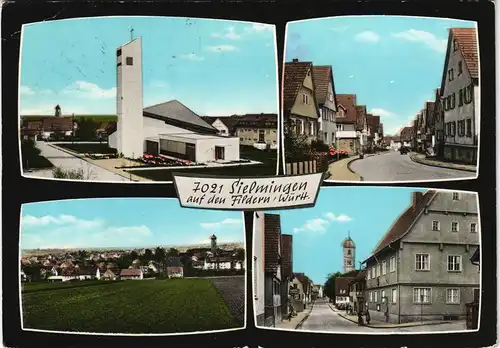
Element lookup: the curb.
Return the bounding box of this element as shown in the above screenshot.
[409,153,476,173]
[346,156,364,181]
[295,303,315,330]
[337,313,453,329]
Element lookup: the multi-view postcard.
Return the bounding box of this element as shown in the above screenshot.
[282,16,479,183]
[254,187,481,334]
[19,16,279,182]
[20,198,246,334]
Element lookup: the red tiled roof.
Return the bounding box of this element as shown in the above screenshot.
[342,237,355,248]
[335,94,357,124]
[280,234,293,278]
[234,113,277,129]
[311,65,334,105]
[367,190,437,260]
[451,28,479,80]
[41,117,73,131]
[283,60,314,112]
[264,213,281,274]
[400,126,413,141]
[355,105,367,131]
[335,276,355,296]
[120,268,142,276]
[366,114,380,132]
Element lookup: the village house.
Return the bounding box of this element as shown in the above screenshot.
[120,268,144,280]
[441,28,479,165]
[312,65,338,145]
[423,101,436,149]
[253,211,265,326]
[355,105,370,152]
[280,233,293,320]
[335,94,360,155]
[234,113,278,149]
[263,212,283,327]
[283,59,320,142]
[295,273,313,307]
[202,116,241,137]
[349,270,367,314]
[166,257,184,278]
[363,190,480,324]
[335,276,353,307]
[400,126,414,148]
[290,273,307,312]
[385,136,402,151]
[366,114,382,149]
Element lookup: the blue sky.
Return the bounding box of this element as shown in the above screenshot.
[285,16,477,135]
[20,17,277,116]
[20,198,244,249]
[270,187,426,284]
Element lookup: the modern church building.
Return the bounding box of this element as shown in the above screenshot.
[108,36,240,163]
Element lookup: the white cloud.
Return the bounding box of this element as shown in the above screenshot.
[61,81,116,99]
[348,75,355,79]
[391,30,447,53]
[206,45,239,52]
[330,26,348,32]
[21,214,102,228]
[244,23,273,33]
[211,26,241,40]
[200,218,243,230]
[149,80,169,88]
[293,218,329,234]
[20,85,35,95]
[39,89,54,95]
[370,108,395,118]
[180,53,205,61]
[324,213,352,223]
[355,31,380,43]
[390,80,395,84]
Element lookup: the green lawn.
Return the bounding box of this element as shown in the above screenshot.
[129,146,277,181]
[22,279,238,333]
[57,143,117,154]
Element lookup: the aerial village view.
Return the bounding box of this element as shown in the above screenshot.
[254,187,480,333]
[19,16,279,182]
[282,16,479,182]
[20,198,245,334]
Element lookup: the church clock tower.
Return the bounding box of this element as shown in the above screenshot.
[342,231,355,273]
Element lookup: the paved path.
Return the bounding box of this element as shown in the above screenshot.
[349,151,473,182]
[299,301,467,333]
[24,142,130,182]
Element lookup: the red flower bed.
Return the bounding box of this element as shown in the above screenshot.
[327,146,349,159]
[140,154,193,167]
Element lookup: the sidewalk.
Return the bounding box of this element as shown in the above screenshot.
[409,152,477,173]
[275,304,314,330]
[336,311,452,329]
[326,156,362,181]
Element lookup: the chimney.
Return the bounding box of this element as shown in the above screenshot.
[292,58,299,62]
[412,192,424,209]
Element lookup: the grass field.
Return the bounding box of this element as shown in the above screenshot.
[57,143,117,154]
[22,279,240,333]
[129,146,278,181]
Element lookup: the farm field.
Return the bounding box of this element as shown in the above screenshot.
[22,279,241,333]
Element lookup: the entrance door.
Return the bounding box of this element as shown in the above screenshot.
[258,130,265,143]
[186,143,196,162]
[215,146,225,160]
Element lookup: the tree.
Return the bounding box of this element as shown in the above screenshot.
[324,271,343,302]
[166,248,179,257]
[143,249,153,261]
[284,132,312,162]
[130,251,139,260]
[75,118,100,141]
[154,247,166,262]
[23,264,43,282]
[234,248,245,261]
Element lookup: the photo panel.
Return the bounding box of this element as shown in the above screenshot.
[19,16,280,183]
[19,198,246,335]
[253,187,481,334]
[282,16,479,183]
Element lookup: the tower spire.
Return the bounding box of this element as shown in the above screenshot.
[130,26,135,41]
[348,230,350,239]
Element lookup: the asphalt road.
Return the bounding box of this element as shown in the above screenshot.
[24,142,130,182]
[299,301,467,333]
[349,151,473,182]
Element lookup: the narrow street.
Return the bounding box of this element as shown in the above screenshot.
[299,300,467,333]
[349,151,473,181]
[24,142,130,182]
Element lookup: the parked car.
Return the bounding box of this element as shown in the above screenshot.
[399,146,409,155]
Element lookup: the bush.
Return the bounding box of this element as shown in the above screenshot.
[285,133,312,162]
[52,167,85,180]
[310,139,329,152]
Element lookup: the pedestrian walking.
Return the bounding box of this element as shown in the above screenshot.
[357,311,364,326]
[365,309,371,325]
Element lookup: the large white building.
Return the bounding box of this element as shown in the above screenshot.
[109,37,240,163]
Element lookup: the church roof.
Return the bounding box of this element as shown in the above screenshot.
[342,237,355,248]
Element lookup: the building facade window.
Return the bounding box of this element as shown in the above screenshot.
[369,292,373,302]
[448,68,454,81]
[374,291,378,302]
[376,264,380,277]
[470,222,477,233]
[447,255,462,272]
[390,256,396,272]
[372,266,376,279]
[381,290,386,302]
[391,288,397,303]
[466,119,472,137]
[126,57,133,65]
[415,254,430,271]
[458,61,463,75]
[453,192,460,200]
[413,287,431,303]
[453,39,458,51]
[432,220,440,231]
[446,288,460,304]
[451,221,459,232]
[382,261,387,275]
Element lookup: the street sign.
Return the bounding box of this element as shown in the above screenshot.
[289,288,300,295]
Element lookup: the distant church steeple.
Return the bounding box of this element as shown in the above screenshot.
[210,234,217,254]
[54,104,61,117]
[342,231,355,273]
